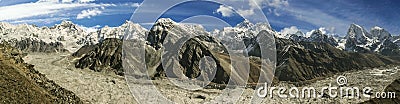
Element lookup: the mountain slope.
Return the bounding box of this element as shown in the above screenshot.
[74,38,123,75]
[0,43,82,103]
[362,78,400,104]
[275,38,398,82]
[344,24,400,55]
[71,18,400,85]
[0,20,147,53]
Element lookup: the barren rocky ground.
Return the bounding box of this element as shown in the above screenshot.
[0,44,82,104]
[23,53,400,104]
[24,53,136,104]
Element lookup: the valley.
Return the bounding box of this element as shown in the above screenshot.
[22,52,400,103]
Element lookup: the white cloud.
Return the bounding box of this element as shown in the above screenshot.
[285,8,350,34]
[305,27,336,37]
[37,0,59,3]
[216,5,235,17]
[131,3,140,7]
[265,0,289,8]
[0,2,85,21]
[233,0,289,16]
[0,0,140,25]
[62,0,74,3]
[237,9,254,17]
[280,26,299,35]
[76,8,102,19]
[9,17,70,24]
[80,24,101,32]
[78,0,96,3]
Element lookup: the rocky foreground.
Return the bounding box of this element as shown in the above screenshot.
[24,53,135,104]
[0,43,82,103]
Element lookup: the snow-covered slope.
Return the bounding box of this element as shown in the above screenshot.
[146,18,209,50]
[0,20,147,52]
[211,19,276,50]
[342,24,400,55]
[1,18,398,56]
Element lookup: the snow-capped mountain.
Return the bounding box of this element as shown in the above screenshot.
[1,18,398,56]
[0,21,88,52]
[276,23,400,55]
[0,20,147,53]
[344,24,400,55]
[146,18,209,50]
[283,29,339,47]
[97,20,148,41]
[345,24,377,52]
[211,19,275,50]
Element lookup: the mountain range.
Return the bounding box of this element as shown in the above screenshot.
[1,19,400,85]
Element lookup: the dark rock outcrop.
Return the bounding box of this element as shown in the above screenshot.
[274,38,398,82]
[73,19,400,86]
[74,38,123,75]
[344,24,400,56]
[5,38,68,53]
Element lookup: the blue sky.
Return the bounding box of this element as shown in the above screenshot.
[0,0,399,36]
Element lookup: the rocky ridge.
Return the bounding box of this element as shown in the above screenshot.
[72,18,400,87]
[0,20,147,53]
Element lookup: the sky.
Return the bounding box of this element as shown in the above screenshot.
[0,0,399,36]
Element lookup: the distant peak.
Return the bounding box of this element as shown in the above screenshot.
[372,26,383,30]
[350,23,362,29]
[236,19,254,28]
[295,30,304,35]
[59,20,76,26]
[155,18,176,24]
[122,20,135,26]
[124,20,133,24]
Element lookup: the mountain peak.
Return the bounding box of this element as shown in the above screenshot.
[155,18,176,24]
[370,26,391,40]
[121,20,136,27]
[60,20,75,26]
[372,26,383,30]
[349,23,364,30]
[152,18,177,29]
[236,19,254,28]
[295,30,305,36]
[124,20,134,24]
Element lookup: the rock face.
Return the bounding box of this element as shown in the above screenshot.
[274,38,398,82]
[177,35,231,84]
[143,18,239,84]
[74,38,123,75]
[6,38,68,53]
[0,43,82,103]
[362,78,400,104]
[0,20,147,53]
[72,18,400,85]
[344,24,400,55]
[288,30,338,47]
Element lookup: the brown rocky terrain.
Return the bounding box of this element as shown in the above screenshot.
[73,36,400,85]
[362,78,400,104]
[73,38,123,75]
[72,18,400,87]
[6,38,68,53]
[0,43,82,103]
[275,38,399,82]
